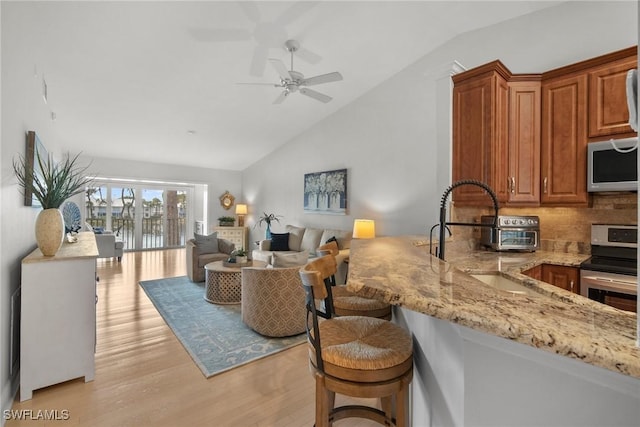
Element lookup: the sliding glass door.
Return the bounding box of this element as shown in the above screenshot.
[112,187,135,250]
[85,182,190,251]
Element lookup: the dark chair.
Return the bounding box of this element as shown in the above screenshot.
[299,255,413,427]
[317,241,392,320]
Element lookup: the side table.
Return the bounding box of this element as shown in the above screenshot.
[204,260,266,304]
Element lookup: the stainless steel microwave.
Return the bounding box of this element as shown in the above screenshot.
[587,138,638,192]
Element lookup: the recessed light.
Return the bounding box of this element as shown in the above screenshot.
[187,130,196,135]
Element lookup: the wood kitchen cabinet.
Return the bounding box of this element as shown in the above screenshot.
[452,61,509,206]
[540,73,589,206]
[541,264,580,294]
[507,79,541,205]
[588,48,638,139]
[522,265,542,280]
[539,46,636,206]
[522,264,580,294]
[452,63,541,207]
[452,46,636,208]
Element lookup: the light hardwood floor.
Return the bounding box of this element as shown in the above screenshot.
[7,249,379,427]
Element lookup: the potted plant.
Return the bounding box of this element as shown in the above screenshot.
[218,216,235,226]
[13,149,93,256]
[232,248,248,264]
[254,212,282,239]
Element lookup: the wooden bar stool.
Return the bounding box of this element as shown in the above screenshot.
[299,255,413,427]
[317,241,392,320]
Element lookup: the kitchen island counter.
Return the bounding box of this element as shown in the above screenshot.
[346,235,639,380]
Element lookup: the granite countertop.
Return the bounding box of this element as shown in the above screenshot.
[346,235,640,380]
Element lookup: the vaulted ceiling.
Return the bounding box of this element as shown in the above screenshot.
[4,1,563,170]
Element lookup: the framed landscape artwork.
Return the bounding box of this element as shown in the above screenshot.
[303,168,347,215]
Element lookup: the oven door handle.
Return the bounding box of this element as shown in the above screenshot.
[582,275,637,286]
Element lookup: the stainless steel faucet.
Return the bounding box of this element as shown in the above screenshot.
[435,179,499,261]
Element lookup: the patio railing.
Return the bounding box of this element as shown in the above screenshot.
[86,217,186,250]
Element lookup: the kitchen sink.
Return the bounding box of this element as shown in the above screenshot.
[470,274,540,298]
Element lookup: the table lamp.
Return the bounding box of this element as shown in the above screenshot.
[352,219,375,239]
[235,204,248,226]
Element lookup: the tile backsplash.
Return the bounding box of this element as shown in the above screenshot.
[452,192,637,254]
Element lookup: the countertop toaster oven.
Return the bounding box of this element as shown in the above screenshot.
[480,215,540,251]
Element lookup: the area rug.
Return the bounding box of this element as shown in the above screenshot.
[139,276,305,378]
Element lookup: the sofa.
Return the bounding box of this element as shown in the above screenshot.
[186,234,235,282]
[251,224,351,284]
[241,263,307,337]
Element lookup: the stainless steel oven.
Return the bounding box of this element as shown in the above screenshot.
[580,224,638,312]
[480,215,540,251]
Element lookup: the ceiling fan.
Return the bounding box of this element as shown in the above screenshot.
[238,39,343,104]
[189,2,321,77]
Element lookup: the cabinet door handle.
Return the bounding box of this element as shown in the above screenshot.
[543,177,548,194]
[570,280,574,292]
[511,177,516,194]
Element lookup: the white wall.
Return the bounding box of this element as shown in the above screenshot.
[0,4,60,416]
[242,1,637,246]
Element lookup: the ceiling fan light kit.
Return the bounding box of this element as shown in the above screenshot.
[238,39,343,104]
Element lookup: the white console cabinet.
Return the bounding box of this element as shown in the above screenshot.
[20,232,98,401]
[212,226,248,251]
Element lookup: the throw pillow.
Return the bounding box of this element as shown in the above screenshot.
[270,232,290,251]
[194,232,219,253]
[285,225,305,251]
[272,250,309,268]
[301,228,324,253]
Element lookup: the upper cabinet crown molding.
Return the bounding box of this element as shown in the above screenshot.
[452,60,513,83]
[541,46,637,81]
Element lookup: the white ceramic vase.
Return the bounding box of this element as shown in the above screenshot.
[35,208,65,256]
[236,256,248,264]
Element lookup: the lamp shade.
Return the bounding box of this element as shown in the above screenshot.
[235,204,248,215]
[352,219,375,239]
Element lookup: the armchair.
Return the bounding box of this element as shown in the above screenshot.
[186,237,235,282]
[241,265,307,337]
[95,232,124,262]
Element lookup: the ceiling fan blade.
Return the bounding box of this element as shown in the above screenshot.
[273,90,290,104]
[236,82,279,86]
[295,46,322,64]
[300,88,332,103]
[238,1,261,23]
[250,45,269,77]
[274,1,318,26]
[268,59,292,81]
[302,72,343,86]
[188,28,252,42]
